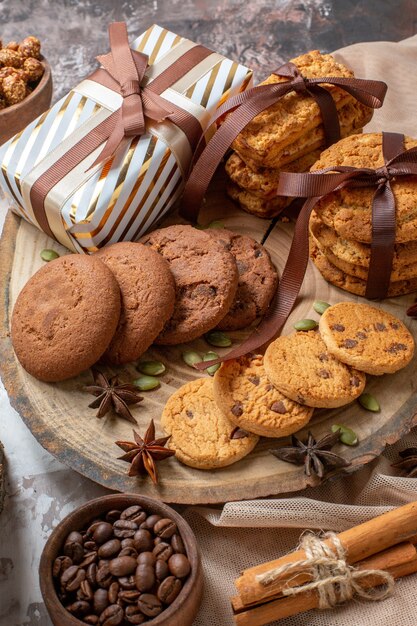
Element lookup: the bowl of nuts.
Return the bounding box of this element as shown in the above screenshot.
[0,36,52,145]
[39,494,203,626]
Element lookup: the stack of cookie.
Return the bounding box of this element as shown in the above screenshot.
[225,50,374,219]
[11,225,278,381]
[161,303,414,470]
[309,133,417,296]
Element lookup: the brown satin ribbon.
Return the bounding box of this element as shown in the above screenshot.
[29,22,213,240]
[195,132,417,370]
[180,62,387,222]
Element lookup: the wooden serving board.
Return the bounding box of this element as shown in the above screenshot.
[2,177,417,504]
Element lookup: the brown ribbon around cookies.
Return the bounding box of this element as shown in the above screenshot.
[195,132,417,370]
[180,62,388,221]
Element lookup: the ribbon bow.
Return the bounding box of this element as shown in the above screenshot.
[90,22,174,169]
[194,132,417,370]
[180,61,387,221]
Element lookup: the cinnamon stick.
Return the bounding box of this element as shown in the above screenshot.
[233,542,417,626]
[235,501,417,607]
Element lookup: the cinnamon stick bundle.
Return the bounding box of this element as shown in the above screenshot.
[232,501,417,625]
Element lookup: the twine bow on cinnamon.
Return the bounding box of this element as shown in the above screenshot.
[180,61,387,221]
[194,132,417,371]
[89,21,174,169]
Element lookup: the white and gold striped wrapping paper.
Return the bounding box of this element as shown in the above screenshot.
[0,25,252,253]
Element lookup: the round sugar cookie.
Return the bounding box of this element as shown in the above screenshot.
[95,242,175,365]
[161,378,258,469]
[141,225,238,344]
[207,229,278,331]
[319,302,414,375]
[264,331,366,408]
[213,354,313,437]
[11,254,121,382]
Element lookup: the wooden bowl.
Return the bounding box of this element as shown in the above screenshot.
[39,494,203,626]
[0,56,52,146]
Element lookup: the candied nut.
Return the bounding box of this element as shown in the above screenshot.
[0,95,7,110]
[18,36,41,59]
[23,57,44,82]
[0,49,23,68]
[6,41,20,51]
[3,74,26,105]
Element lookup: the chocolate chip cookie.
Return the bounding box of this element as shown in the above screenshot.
[11,254,121,381]
[141,225,238,344]
[207,229,278,330]
[213,354,313,437]
[319,302,414,375]
[161,378,259,469]
[95,242,175,365]
[264,331,366,408]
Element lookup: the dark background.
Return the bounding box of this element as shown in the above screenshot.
[1,0,416,102]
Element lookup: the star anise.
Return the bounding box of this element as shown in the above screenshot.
[84,369,143,424]
[115,420,175,484]
[269,431,351,479]
[392,448,417,477]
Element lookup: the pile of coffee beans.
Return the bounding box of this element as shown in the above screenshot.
[52,505,192,625]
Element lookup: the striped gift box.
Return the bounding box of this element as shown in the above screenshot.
[0,25,252,253]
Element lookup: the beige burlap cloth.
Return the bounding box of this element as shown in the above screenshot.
[185,35,417,626]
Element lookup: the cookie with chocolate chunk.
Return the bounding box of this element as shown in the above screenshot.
[141,225,238,344]
[319,302,414,375]
[207,229,278,330]
[161,378,258,469]
[213,354,313,437]
[11,254,121,381]
[264,331,366,408]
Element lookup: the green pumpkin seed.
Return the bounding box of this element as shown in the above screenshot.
[331,424,359,446]
[313,300,331,315]
[203,351,220,376]
[293,319,318,331]
[207,220,225,229]
[182,350,202,368]
[358,393,380,412]
[40,249,59,262]
[205,330,232,348]
[137,361,166,376]
[132,375,160,391]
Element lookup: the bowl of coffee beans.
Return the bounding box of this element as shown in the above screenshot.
[39,494,203,626]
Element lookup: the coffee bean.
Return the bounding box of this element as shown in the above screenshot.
[137,593,163,617]
[155,559,169,581]
[121,538,135,549]
[96,561,113,589]
[135,564,155,592]
[84,541,97,551]
[66,600,90,616]
[93,588,109,614]
[108,581,119,604]
[99,604,124,626]
[84,616,99,625]
[118,575,136,590]
[79,551,98,568]
[171,534,186,555]
[62,566,85,592]
[92,522,114,545]
[118,589,140,604]
[133,529,154,552]
[86,563,97,586]
[63,539,84,563]
[98,539,121,559]
[125,605,145,624]
[109,556,137,577]
[157,576,182,605]
[113,520,138,538]
[137,551,155,566]
[154,537,162,545]
[53,555,72,578]
[66,531,83,544]
[119,547,138,558]
[105,510,121,524]
[168,553,191,578]
[142,514,161,531]
[153,542,173,561]
[79,579,94,601]
[120,506,146,525]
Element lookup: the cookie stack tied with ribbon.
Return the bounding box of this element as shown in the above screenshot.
[225,51,374,219]
[308,133,417,296]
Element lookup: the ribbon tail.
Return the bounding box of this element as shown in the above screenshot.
[194,196,320,370]
[87,112,125,171]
